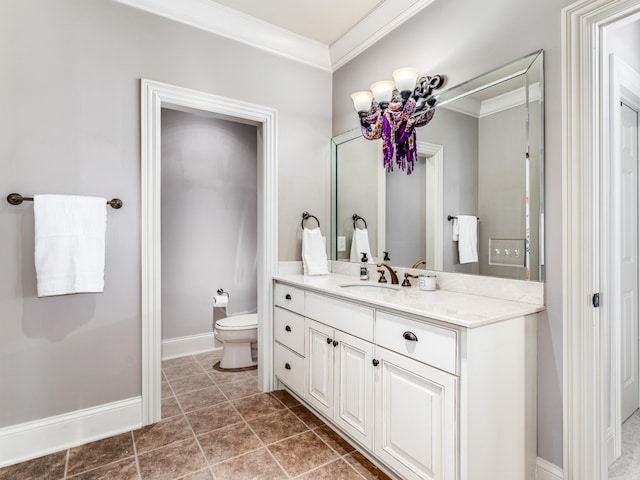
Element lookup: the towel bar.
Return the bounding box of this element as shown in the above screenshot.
[447,215,479,221]
[7,193,123,209]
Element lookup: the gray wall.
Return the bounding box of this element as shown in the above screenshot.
[0,0,330,428]
[161,109,257,340]
[478,105,527,280]
[335,136,380,261]
[333,0,572,467]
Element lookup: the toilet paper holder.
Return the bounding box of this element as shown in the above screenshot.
[214,288,230,306]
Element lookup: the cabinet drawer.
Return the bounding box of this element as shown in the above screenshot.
[274,307,305,355]
[375,311,458,375]
[274,343,305,396]
[305,292,374,342]
[274,283,305,315]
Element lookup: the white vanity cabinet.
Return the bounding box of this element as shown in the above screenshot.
[273,284,306,395]
[272,277,540,480]
[306,318,375,450]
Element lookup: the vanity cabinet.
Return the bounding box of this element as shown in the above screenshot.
[272,277,539,480]
[273,283,307,395]
[374,345,456,480]
[306,318,375,450]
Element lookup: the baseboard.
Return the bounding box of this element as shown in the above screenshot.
[0,397,142,468]
[536,457,563,480]
[162,332,219,360]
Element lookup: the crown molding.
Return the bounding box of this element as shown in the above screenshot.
[114,0,436,72]
[113,0,332,71]
[329,0,438,71]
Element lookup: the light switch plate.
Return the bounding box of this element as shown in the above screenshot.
[489,238,526,267]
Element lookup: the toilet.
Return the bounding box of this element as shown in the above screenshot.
[214,313,258,369]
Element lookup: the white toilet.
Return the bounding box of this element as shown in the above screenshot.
[214,313,258,369]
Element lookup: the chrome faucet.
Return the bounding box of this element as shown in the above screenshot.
[376,262,399,285]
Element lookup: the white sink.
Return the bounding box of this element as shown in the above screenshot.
[338,282,402,292]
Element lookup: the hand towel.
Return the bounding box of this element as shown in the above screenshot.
[349,228,374,263]
[452,215,478,264]
[34,194,107,297]
[302,227,329,276]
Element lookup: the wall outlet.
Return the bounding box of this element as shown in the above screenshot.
[338,236,346,252]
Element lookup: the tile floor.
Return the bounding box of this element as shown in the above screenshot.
[609,409,640,479]
[0,351,393,480]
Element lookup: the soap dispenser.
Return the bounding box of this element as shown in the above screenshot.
[360,252,369,280]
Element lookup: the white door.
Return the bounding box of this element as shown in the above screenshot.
[620,101,640,422]
[334,331,375,450]
[374,346,457,480]
[305,319,335,417]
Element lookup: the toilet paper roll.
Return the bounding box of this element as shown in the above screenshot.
[213,295,228,307]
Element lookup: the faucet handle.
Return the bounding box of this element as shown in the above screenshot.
[402,273,419,287]
[377,270,387,283]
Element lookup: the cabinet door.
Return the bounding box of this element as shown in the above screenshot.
[305,319,335,417]
[374,347,457,480]
[334,330,375,450]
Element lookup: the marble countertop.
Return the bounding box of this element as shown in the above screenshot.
[274,273,545,329]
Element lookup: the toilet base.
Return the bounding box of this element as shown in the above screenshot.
[218,340,258,369]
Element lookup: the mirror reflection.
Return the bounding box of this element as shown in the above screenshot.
[331,50,544,281]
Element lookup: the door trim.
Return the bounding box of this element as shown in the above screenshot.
[562,1,640,477]
[417,141,444,271]
[140,79,278,425]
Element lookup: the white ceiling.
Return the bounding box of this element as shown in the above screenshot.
[114,0,437,71]
[209,0,386,45]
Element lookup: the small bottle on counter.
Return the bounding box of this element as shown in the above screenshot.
[360,252,369,280]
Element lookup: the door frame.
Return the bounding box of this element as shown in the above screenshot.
[417,141,444,271]
[140,79,278,425]
[562,1,640,477]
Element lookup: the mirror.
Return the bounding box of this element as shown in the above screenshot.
[331,50,544,281]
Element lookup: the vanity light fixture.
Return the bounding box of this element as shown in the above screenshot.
[351,69,445,174]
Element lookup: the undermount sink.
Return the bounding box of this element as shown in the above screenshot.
[338,282,402,292]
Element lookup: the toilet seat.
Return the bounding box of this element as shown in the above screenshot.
[216,313,258,331]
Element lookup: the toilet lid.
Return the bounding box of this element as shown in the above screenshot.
[216,313,258,330]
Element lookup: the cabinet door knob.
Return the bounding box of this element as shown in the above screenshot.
[327,337,332,344]
[403,331,418,342]
[285,325,292,332]
[333,340,339,347]
[285,294,292,300]
[285,363,291,370]
[372,359,380,367]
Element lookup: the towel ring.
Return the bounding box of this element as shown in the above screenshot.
[352,214,367,229]
[301,211,320,229]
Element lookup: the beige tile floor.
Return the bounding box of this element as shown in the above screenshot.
[0,351,393,480]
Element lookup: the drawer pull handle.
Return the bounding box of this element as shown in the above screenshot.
[285,325,292,332]
[372,359,380,367]
[285,294,292,300]
[285,363,291,370]
[333,340,339,347]
[326,337,332,344]
[403,331,418,342]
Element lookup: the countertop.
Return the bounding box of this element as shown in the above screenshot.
[274,273,545,329]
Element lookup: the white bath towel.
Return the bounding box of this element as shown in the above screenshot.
[350,228,374,263]
[302,227,329,276]
[452,215,478,264]
[34,194,107,297]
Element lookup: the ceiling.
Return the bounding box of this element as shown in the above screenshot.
[209,0,386,45]
[114,0,436,71]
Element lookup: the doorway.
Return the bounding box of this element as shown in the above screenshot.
[608,54,640,475]
[563,1,640,478]
[140,79,278,426]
